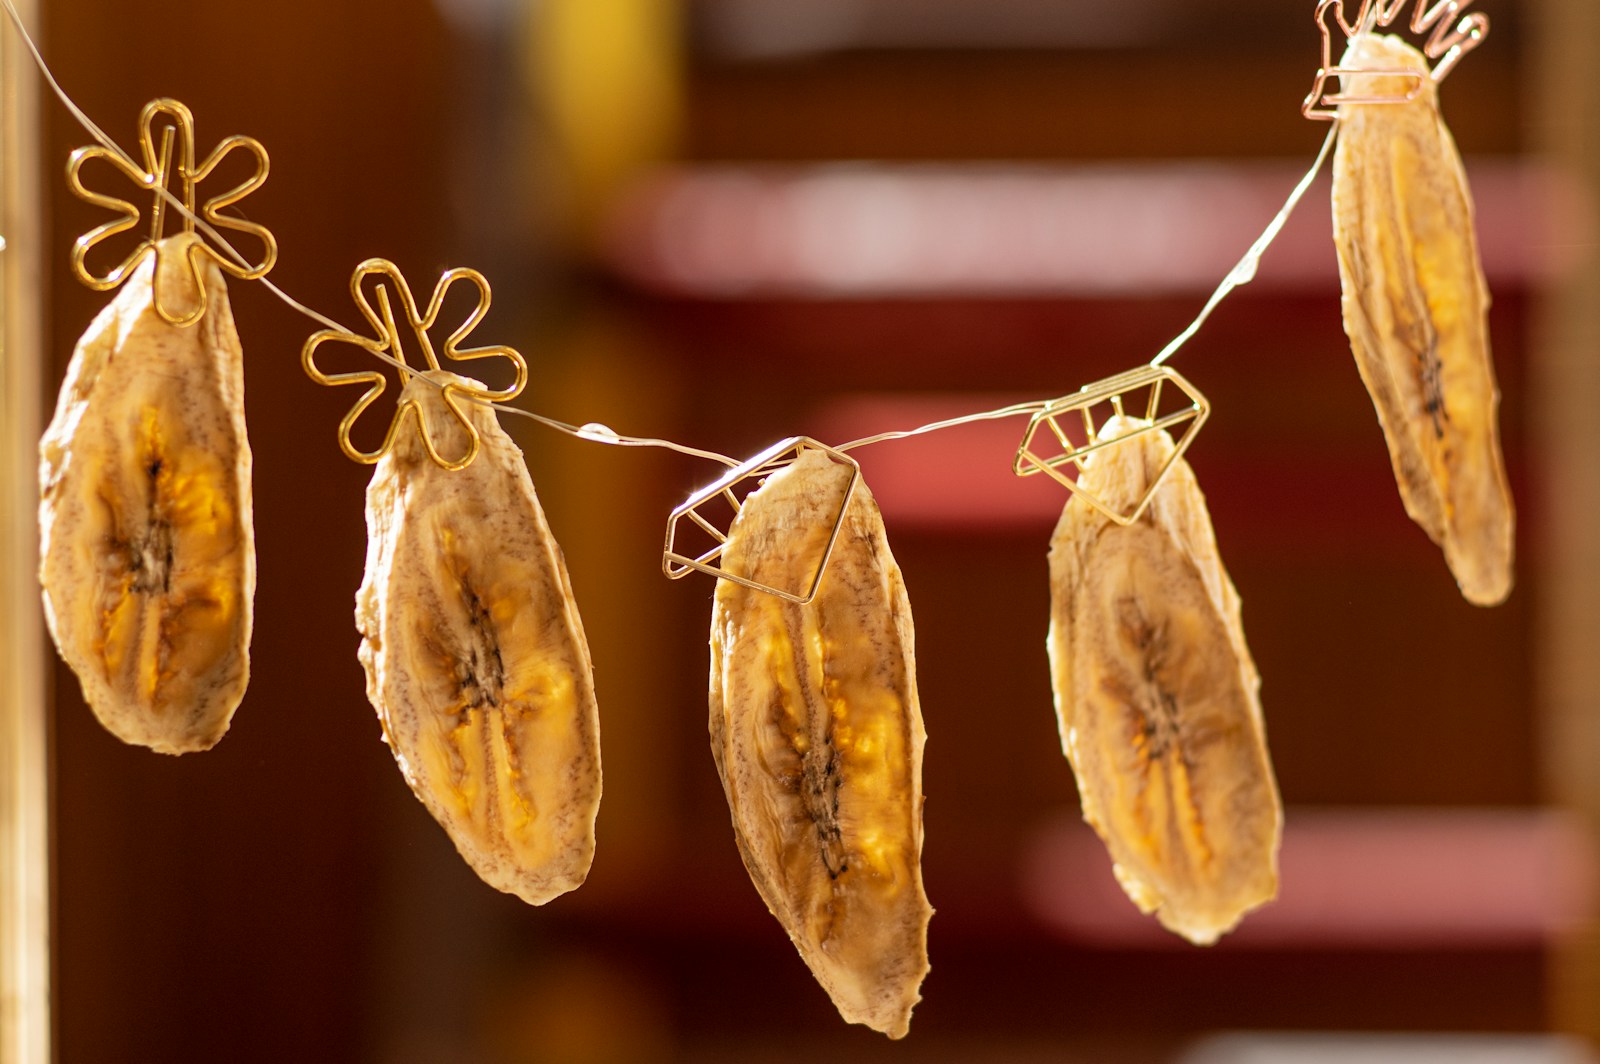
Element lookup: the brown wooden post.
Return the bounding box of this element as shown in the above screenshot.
[1531,0,1600,1043]
[0,1,50,1061]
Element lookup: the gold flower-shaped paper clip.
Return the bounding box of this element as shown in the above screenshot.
[301,259,529,472]
[66,98,277,326]
[1302,0,1488,120]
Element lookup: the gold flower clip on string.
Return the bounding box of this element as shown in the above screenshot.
[663,437,860,605]
[1302,0,1488,119]
[301,259,529,472]
[66,97,276,326]
[1012,365,1209,526]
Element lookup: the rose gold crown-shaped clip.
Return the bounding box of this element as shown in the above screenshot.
[1013,365,1209,526]
[663,437,860,605]
[1302,0,1489,120]
[66,98,276,326]
[301,259,529,472]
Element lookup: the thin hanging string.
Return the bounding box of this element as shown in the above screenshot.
[3,0,1334,470]
[834,399,1051,454]
[832,125,1339,450]
[1149,122,1338,368]
[1359,1,1381,35]
[0,0,740,468]
[498,408,742,468]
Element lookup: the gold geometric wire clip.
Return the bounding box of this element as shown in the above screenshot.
[1013,365,1210,526]
[300,259,529,472]
[66,97,276,326]
[663,437,860,605]
[1302,0,1489,120]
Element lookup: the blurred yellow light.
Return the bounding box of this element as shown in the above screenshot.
[529,0,682,238]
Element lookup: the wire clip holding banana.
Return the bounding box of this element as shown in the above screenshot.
[1302,0,1488,120]
[663,437,860,604]
[1013,365,1210,526]
[301,259,529,472]
[66,97,276,326]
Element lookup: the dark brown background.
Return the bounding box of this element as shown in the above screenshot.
[33,1,1582,1061]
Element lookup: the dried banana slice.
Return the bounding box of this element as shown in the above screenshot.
[1332,33,1514,606]
[356,371,601,905]
[1048,416,1280,945]
[710,449,931,1038]
[39,234,254,754]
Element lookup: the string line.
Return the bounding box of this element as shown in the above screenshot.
[1150,123,1339,368]
[834,399,1052,454]
[831,126,1338,449]
[3,0,1334,472]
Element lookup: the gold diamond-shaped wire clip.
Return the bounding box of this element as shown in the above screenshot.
[66,98,276,326]
[300,259,529,472]
[1302,0,1488,120]
[1013,365,1209,526]
[663,437,860,605]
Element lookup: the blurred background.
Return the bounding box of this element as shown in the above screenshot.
[6,0,1599,1060]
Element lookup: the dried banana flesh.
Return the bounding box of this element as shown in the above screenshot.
[710,449,931,1038]
[1332,33,1514,606]
[356,372,601,905]
[39,234,254,754]
[1048,417,1280,945]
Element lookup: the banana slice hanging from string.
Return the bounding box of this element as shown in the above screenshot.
[1048,416,1281,945]
[356,371,602,905]
[39,234,255,754]
[1332,32,1514,605]
[710,447,932,1038]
